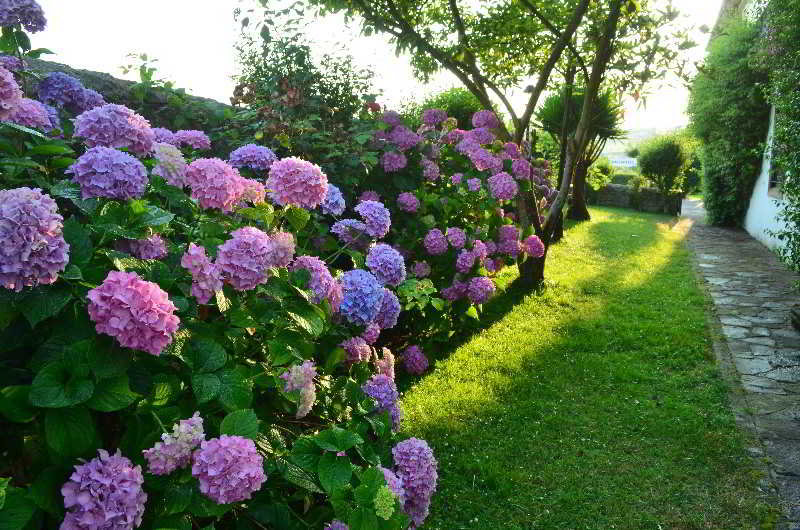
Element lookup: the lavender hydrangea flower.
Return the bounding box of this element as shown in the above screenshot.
[380,467,406,505]
[381,151,407,172]
[0,65,21,120]
[281,360,317,418]
[411,261,431,278]
[216,226,272,291]
[175,129,211,150]
[192,435,267,504]
[466,127,495,145]
[397,192,420,213]
[75,88,106,112]
[422,108,447,126]
[392,438,438,527]
[446,227,466,249]
[0,187,69,291]
[74,104,154,155]
[504,142,522,159]
[498,225,518,242]
[0,0,46,32]
[331,219,368,247]
[467,276,495,305]
[142,412,205,475]
[324,521,349,530]
[403,345,428,375]
[488,172,518,200]
[443,128,465,145]
[181,243,223,304]
[355,200,391,239]
[341,336,372,364]
[362,322,380,344]
[455,249,476,273]
[358,190,380,203]
[291,255,336,304]
[362,374,403,429]
[321,183,346,216]
[88,271,180,355]
[185,158,246,212]
[467,178,481,192]
[375,347,395,380]
[265,231,294,268]
[152,142,188,187]
[8,97,51,130]
[267,156,328,209]
[373,288,401,329]
[441,279,467,302]
[382,110,402,126]
[512,158,532,180]
[422,158,440,181]
[37,72,82,109]
[366,243,406,287]
[388,125,421,151]
[67,146,148,200]
[469,148,502,173]
[523,235,545,258]
[339,269,383,325]
[472,109,499,129]
[42,102,59,130]
[229,143,277,171]
[152,127,178,145]
[451,173,463,185]
[61,450,146,530]
[116,234,168,260]
[423,229,447,255]
[472,240,488,264]
[0,54,23,72]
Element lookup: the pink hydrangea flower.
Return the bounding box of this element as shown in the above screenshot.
[266,231,295,268]
[0,65,21,120]
[422,158,439,181]
[375,347,395,380]
[488,172,518,200]
[455,249,476,273]
[181,243,223,304]
[175,129,211,150]
[267,156,328,209]
[523,235,545,258]
[192,435,267,504]
[152,142,187,187]
[216,227,272,291]
[341,336,372,365]
[143,412,205,475]
[280,360,317,418]
[117,234,168,260]
[185,158,246,212]
[8,97,51,130]
[472,109,499,129]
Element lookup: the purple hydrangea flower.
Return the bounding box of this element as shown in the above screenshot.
[380,466,406,505]
[422,158,440,181]
[267,156,328,209]
[485,240,497,255]
[152,127,178,145]
[441,279,467,302]
[74,104,154,155]
[411,261,431,278]
[341,336,372,364]
[498,225,518,242]
[175,129,211,150]
[280,360,317,418]
[324,521,349,530]
[362,322,380,344]
[264,231,294,268]
[116,234,168,260]
[0,187,68,291]
[469,148,502,173]
[291,255,336,304]
[0,0,46,32]
[339,269,383,325]
[321,183,346,216]
[443,128,465,145]
[504,142,522,159]
[403,345,428,375]
[397,192,420,213]
[8,97,52,130]
[61,450,146,530]
[466,127,495,145]
[192,435,267,504]
[382,110,402,126]
[229,143,277,171]
[467,178,481,192]
[381,151,407,172]
[388,125,422,151]
[42,102,59,130]
[472,240,488,263]
[472,109,499,129]
[67,146,148,200]
[37,72,82,110]
[331,219,368,247]
[446,227,466,249]
[450,173,463,185]
[373,288,401,329]
[422,108,447,126]
[0,65,21,120]
[0,54,23,72]
[512,159,532,180]
[152,142,187,187]
[185,158,245,212]
[488,172,518,200]
[74,88,106,112]
[366,243,406,287]
[181,243,223,304]
[467,276,495,305]
[375,347,395,380]
[392,438,438,527]
[143,412,205,475]
[362,374,402,429]
[358,190,380,203]
[87,271,180,355]
[423,229,447,255]
[455,249,476,273]
[216,226,272,291]
[523,235,545,258]
[355,200,390,239]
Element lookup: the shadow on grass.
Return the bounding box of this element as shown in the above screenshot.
[399,207,774,529]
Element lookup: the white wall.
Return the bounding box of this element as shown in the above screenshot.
[744,107,787,250]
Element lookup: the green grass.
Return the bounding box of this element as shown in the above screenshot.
[400,206,775,530]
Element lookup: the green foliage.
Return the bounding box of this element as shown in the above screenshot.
[637,133,689,195]
[536,88,624,147]
[687,15,770,226]
[587,156,615,190]
[402,87,485,130]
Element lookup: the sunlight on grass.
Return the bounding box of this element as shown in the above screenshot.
[401,206,775,529]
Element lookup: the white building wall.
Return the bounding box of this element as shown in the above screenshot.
[744,107,787,250]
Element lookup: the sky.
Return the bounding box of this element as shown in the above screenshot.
[35,0,723,136]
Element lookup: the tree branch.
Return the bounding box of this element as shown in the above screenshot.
[517,0,590,79]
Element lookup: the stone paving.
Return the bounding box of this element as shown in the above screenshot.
[683,198,800,528]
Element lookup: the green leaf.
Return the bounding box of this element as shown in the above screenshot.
[431,297,445,311]
[28,144,74,156]
[313,427,363,452]
[50,156,76,169]
[184,338,227,373]
[29,360,94,408]
[62,217,93,268]
[0,121,46,138]
[188,490,233,518]
[220,409,259,439]
[191,373,221,403]
[237,203,274,225]
[285,206,311,231]
[0,385,36,422]
[349,506,379,530]
[317,452,352,493]
[290,436,322,471]
[0,478,8,510]
[286,303,325,337]
[0,487,36,530]
[19,285,73,328]
[465,305,480,319]
[50,179,81,200]
[139,204,174,227]
[86,375,138,412]
[162,481,193,516]
[217,366,253,411]
[45,407,98,460]
[30,467,66,517]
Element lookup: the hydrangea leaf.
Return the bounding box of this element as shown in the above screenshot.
[348,506,379,530]
[0,386,36,423]
[61,217,92,268]
[161,481,193,517]
[44,407,99,460]
[285,206,311,231]
[0,477,8,510]
[188,489,233,518]
[317,452,353,493]
[220,409,259,440]
[216,367,254,412]
[0,487,36,530]
[86,375,138,412]
[290,436,323,471]
[191,373,221,403]
[29,360,94,408]
[314,427,364,452]
[19,285,73,328]
[29,467,65,517]
[184,338,227,373]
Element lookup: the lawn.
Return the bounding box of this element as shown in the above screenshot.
[399,206,775,529]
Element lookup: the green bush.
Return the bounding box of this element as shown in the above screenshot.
[612,171,638,185]
[687,15,770,226]
[637,133,688,195]
[587,157,615,190]
[402,87,484,130]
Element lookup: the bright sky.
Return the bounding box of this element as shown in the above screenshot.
[35,0,722,134]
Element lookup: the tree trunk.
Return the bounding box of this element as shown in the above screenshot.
[514,252,547,290]
[551,209,564,243]
[567,158,591,221]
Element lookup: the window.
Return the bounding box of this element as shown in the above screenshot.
[768,157,784,198]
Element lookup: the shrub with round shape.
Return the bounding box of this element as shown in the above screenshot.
[216,226,272,291]
[87,271,180,356]
[381,150,407,172]
[0,187,69,291]
[67,146,148,200]
[488,172,518,200]
[354,200,391,238]
[467,276,495,305]
[403,345,428,375]
[423,229,447,255]
[229,143,277,171]
[60,449,146,530]
[185,158,246,212]
[175,129,211,150]
[152,142,188,187]
[366,243,406,286]
[181,243,223,305]
[362,374,403,429]
[374,288,401,329]
[321,183,346,215]
[523,235,545,258]
[191,435,267,504]
[142,412,205,475]
[397,192,420,213]
[74,104,154,155]
[0,0,46,32]
[8,97,51,130]
[0,65,21,120]
[472,109,499,129]
[291,255,336,304]
[267,156,328,209]
[339,269,383,326]
[392,438,438,528]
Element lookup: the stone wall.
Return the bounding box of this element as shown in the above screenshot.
[587,183,683,215]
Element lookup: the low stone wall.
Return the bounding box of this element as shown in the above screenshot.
[587,183,682,215]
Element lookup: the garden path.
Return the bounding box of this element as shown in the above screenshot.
[683,197,800,529]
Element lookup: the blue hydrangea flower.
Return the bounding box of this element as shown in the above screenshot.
[339,269,383,326]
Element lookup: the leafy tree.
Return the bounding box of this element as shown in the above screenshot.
[402,87,486,130]
[636,133,688,198]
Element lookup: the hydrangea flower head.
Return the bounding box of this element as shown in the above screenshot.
[324,521,349,530]
[472,240,488,263]
[185,158,246,212]
[0,54,23,72]
[291,255,336,304]
[75,88,106,112]
[362,322,380,344]
[504,142,522,159]
[456,249,476,273]
[280,360,317,417]
[514,159,534,181]
[422,158,440,181]
[0,65,21,119]
[339,269,383,325]
[468,276,495,305]
[192,435,267,504]
[216,226,272,291]
[397,192,420,213]
[488,172,518,200]
[467,178,481,192]
[362,374,403,429]
[380,467,406,505]
[441,279,467,301]
[375,347,395,380]
[67,146,148,200]
[443,128,465,145]
[382,110,402,126]
[451,173,463,185]
[321,183,346,216]
[8,97,51,130]
[472,109,499,129]
[355,200,391,238]
[523,235,545,258]
[175,129,211,150]
[392,438,438,527]
[0,187,68,291]
[423,229,447,255]
[498,225,519,242]
[366,243,406,287]
[331,219,368,247]
[469,148,502,173]
[422,108,447,126]
[74,104,154,155]
[0,0,46,32]
[358,190,380,203]
[341,336,372,364]
[381,151,407,172]
[37,72,82,109]
[152,142,188,187]
[181,243,222,304]
[267,156,328,209]
[411,261,431,278]
[403,345,428,375]
[143,412,205,475]
[152,127,178,145]
[374,288,401,329]
[388,125,421,151]
[88,271,179,355]
[229,143,277,171]
[446,227,466,249]
[466,127,495,145]
[61,450,146,530]
[117,234,168,260]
